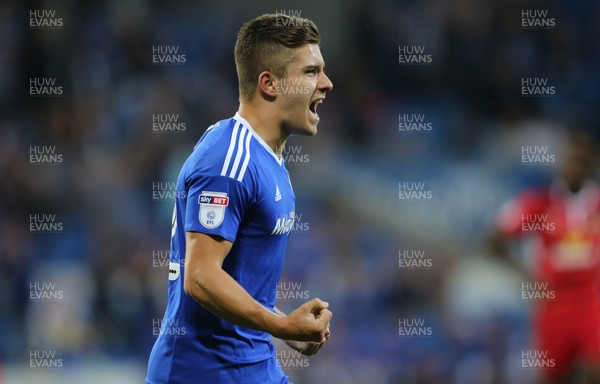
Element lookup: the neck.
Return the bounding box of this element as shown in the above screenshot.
[238,102,289,158]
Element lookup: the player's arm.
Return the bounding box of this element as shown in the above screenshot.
[272,307,330,356]
[183,231,332,342]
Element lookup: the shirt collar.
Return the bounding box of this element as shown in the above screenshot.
[234,112,282,165]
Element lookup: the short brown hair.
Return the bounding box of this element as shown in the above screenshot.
[234,14,320,102]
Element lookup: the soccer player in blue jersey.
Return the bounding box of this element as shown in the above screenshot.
[146,13,333,384]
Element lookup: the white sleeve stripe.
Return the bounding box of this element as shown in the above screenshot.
[236,129,252,182]
[220,123,240,177]
[228,127,248,179]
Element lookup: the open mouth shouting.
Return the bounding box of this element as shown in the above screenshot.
[309,98,324,122]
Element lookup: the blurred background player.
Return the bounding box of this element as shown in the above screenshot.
[146,13,333,384]
[491,132,600,384]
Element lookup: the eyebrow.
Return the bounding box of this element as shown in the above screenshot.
[304,64,325,71]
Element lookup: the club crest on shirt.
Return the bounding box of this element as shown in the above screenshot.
[199,191,229,229]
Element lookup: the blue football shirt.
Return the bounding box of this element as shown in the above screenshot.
[146,113,296,383]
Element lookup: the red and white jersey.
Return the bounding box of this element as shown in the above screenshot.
[496,181,600,309]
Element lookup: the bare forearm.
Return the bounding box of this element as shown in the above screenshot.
[185,266,285,337]
[183,232,330,342]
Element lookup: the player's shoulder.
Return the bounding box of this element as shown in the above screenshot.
[183,115,259,183]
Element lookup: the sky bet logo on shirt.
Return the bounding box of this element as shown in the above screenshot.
[199,191,229,229]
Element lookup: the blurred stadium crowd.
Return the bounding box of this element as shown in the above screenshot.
[1,0,599,383]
